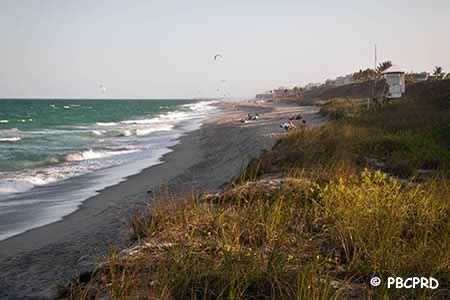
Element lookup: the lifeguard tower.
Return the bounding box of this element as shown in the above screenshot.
[383,65,405,99]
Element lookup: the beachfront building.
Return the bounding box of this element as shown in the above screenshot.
[273,88,287,98]
[255,92,273,100]
[304,82,321,91]
[383,65,406,98]
[272,88,297,98]
[256,86,304,101]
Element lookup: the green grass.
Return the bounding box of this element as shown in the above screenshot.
[245,92,450,180]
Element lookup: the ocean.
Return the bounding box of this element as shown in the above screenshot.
[0,99,219,240]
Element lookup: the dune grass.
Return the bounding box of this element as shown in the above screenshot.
[68,82,450,299]
[245,92,450,179]
[68,169,449,299]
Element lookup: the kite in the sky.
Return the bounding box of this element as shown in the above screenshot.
[99,84,106,94]
[214,54,223,61]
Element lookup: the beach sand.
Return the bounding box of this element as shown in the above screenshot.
[0,102,325,299]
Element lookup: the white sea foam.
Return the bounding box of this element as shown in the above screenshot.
[66,148,140,162]
[119,101,217,127]
[0,120,9,123]
[120,119,159,125]
[0,128,22,135]
[0,169,77,196]
[92,130,106,136]
[135,124,174,136]
[96,122,117,127]
[120,129,133,137]
[183,100,219,112]
[0,179,34,195]
[0,137,21,142]
[0,171,62,195]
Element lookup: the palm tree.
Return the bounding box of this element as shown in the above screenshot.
[376,61,393,74]
[433,66,444,79]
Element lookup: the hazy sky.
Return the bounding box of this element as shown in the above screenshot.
[1,0,449,98]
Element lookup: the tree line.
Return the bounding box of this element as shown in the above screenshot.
[352,61,449,82]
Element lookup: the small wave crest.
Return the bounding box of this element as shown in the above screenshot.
[135,124,174,136]
[96,122,117,127]
[120,119,158,125]
[0,170,62,195]
[0,148,140,196]
[91,130,106,136]
[182,100,219,111]
[66,148,140,161]
[0,169,71,196]
[0,179,35,195]
[0,137,21,142]
[119,129,133,137]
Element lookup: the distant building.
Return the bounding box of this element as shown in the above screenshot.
[335,74,354,86]
[324,79,336,86]
[383,65,406,98]
[304,83,321,91]
[272,88,286,98]
[272,88,296,98]
[256,86,303,100]
[255,92,272,100]
[413,72,429,81]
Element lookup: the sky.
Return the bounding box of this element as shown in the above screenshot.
[1,0,449,99]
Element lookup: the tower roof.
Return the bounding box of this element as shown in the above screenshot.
[383,65,404,74]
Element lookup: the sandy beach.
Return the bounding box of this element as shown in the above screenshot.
[0,102,325,299]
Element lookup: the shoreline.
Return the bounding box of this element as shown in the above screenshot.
[0,99,219,242]
[0,115,207,243]
[0,102,324,299]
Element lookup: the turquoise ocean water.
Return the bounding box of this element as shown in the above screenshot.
[0,99,219,240]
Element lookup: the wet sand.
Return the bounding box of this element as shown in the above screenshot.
[0,102,325,299]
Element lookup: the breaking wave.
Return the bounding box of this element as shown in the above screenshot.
[96,122,117,127]
[0,137,21,142]
[0,100,219,198]
[66,148,141,162]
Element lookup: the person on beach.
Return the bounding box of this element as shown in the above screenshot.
[288,121,296,130]
[280,121,296,131]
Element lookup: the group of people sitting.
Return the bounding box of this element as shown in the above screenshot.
[247,113,260,120]
[239,111,306,132]
[280,113,306,132]
[280,121,297,131]
[240,113,260,123]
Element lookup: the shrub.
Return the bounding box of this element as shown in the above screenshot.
[316,170,450,283]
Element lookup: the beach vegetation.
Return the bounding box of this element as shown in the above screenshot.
[432,66,444,80]
[67,80,450,299]
[376,60,393,75]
